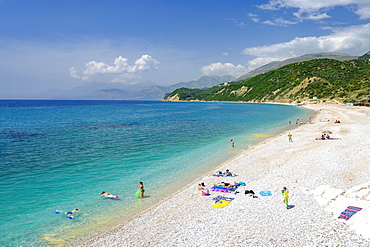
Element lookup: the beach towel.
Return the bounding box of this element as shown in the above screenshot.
[212,174,227,177]
[211,188,231,193]
[338,206,362,220]
[212,195,234,202]
[212,174,238,177]
[211,186,234,193]
[211,186,235,191]
[259,190,272,196]
[212,200,232,208]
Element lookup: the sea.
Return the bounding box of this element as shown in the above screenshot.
[0,100,314,246]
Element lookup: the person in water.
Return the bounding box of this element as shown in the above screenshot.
[139,182,145,198]
[230,139,235,147]
[101,191,117,198]
[55,208,79,219]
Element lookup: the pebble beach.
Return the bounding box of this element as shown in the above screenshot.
[84,104,370,247]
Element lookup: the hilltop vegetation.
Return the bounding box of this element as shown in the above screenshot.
[164,53,370,104]
[235,52,358,82]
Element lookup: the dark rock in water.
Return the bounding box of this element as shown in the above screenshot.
[81,122,140,129]
[0,131,45,140]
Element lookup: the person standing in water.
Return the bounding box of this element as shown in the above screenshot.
[230,139,235,148]
[139,182,145,198]
[281,187,289,209]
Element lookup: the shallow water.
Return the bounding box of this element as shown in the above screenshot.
[0,100,313,246]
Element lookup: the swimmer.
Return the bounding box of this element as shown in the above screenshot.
[101,191,119,199]
[101,191,117,198]
[55,208,79,219]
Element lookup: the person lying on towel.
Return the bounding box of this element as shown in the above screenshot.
[213,182,234,188]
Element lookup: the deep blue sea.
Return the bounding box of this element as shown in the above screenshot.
[0,100,313,246]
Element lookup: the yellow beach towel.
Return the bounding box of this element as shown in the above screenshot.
[212,200,231,208]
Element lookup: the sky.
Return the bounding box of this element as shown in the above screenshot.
[1,0,370,98]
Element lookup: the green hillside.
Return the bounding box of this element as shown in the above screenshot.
[164,54,370,104]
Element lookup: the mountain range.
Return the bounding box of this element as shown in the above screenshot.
[235,52,358,81]
[164,52,370,104]
[38,52,361,100]
[38,75,235,100]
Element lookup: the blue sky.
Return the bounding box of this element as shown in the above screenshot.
[1,0,370,98]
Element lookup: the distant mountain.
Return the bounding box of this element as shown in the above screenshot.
[72,75,235,100]
[67,81,156,98]
[36,81,156,99]
[357,51,370,60]
[139,75,235,99]
[164,51,370,104]
[235,52,358,82]
[78,88,138,100]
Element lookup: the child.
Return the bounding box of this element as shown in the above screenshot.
[281,187,289,208]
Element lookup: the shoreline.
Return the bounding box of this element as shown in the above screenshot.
[71,105,311,246]
[83,103,370,247]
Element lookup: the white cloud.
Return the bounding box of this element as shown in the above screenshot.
[201,62,249,77]
[242,23,370,70]
[355,6,370,19]
[70,55,159,81]
[258,0,370,20]
[248,13,260,23]
[69,67,80,79]
[227,18,247,28]
[128,54,160,72]
[293,11,331,20]
[262,17,298,26]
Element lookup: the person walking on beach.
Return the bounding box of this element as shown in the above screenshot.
[281,187,289,209]
[288,133,293,142]
[230,139,235,148]
[139,182,145,198]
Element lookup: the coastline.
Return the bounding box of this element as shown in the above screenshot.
[82,103,370,247]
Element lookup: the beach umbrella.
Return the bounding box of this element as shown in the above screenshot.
[322,130,333,134]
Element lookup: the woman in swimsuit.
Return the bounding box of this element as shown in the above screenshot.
[139,182,145,198]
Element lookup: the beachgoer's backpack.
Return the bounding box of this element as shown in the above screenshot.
[245,190,255,195]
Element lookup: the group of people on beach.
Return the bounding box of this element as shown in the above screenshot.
[57,182,145,220]
[199,178,290,209]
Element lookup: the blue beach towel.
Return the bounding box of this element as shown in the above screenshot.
[259,190,272,196]
[338,206,362,220]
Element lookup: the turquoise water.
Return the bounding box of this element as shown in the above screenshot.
[0,100,313,246]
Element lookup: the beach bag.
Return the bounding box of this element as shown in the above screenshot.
[245,190,255,195]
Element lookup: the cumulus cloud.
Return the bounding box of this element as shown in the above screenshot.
[201,62,249,77]
[70,54,159,82]
[242,23,370,70]
[257,0,370,20]
[69,67,88,81]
